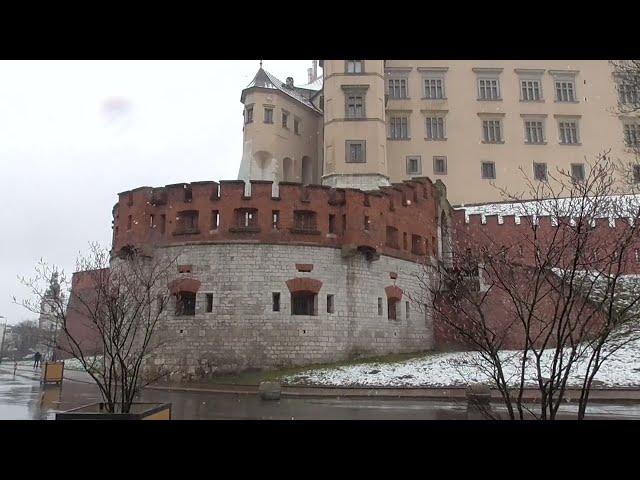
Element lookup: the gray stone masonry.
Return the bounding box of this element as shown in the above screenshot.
[144,243,433,380]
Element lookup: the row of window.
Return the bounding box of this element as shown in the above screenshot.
[244,105,302,134]
[129,208,427,243]
[385,71,580,103]
[176,288,412,322]
[385,114,587,145]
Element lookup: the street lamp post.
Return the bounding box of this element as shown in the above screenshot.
[0,316,6,365]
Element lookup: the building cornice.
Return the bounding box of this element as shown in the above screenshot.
[417,67,449,72]
[324,72,385,81]
[472,67,504,74]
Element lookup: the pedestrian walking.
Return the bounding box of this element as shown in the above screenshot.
[33,351,42,369]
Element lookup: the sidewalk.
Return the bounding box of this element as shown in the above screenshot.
[6,363,640,403]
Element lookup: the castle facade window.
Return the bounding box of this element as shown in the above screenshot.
[345,140,366,163]
[623,122,640,147]
[343,86,368,118]
[389,115,409,140]
[293,210,317,233]
[634,165,640,184]
[476,71,502,101]
[233,208,258,231]
[175,210,199,235]
[524,119,546,144]
[533,162,548,182]
[282,110,289,129]
[291,291,317,316]
[558,118,580,144]
[423,75,445,99]
[433,156,447,175]
[175,292,196,316]
[618,80,639,105]
[571,163,585,183]
[550,70,579,102]
[406,155,421,175]
[425,115,446,140]
[481,161,496,180]
[263,106,274,124]
[482,119,503,143]
[388,77,408,99]
[345,60,364,74]
[244,105,253,124]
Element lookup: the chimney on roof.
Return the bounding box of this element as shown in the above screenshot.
[286,77,294,88]
[312,60,318,81]
[307,68,313,83]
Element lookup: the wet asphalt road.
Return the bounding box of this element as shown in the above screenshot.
[2,366,640,420]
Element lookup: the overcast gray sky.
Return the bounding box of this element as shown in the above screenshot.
[0,60,311,325]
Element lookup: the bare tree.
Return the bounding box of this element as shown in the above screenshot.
[17,243,180,414]
[10,320,42,358]
[416,153,640,420]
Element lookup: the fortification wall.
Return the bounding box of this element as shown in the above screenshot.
[112,177,443,264]
[452,209,640,273]
[141,243,432,379]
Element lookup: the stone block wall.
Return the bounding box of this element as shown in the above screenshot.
[148,243,433,379]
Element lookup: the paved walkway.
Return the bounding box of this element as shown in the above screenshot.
[8,363,640,403]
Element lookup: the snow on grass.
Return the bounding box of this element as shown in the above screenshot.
[63,356,102,372]
[284,339,640,388]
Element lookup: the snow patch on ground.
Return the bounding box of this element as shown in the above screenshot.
[285,340,640,388]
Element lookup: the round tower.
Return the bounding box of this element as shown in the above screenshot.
[321,60,390,190]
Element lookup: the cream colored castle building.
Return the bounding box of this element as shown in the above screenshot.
[238,60,640,205]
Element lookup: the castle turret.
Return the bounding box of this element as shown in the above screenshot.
[321,60,390,190]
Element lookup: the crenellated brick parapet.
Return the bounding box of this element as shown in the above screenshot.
[453,208,640,273]
[112,177,445,264]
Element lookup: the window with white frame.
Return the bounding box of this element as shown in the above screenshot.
[388,77,408,99]
[624,122,640,147]
[524,120,545,144]
[571,163,585,182]
[425,116,445,140]
[533,162,548,181]
[558,119,580,144]
[423,76,445,99]
[482,119,503,143]
[406,156,421,175]
[554,75,577,102]
[346,60,364,74]
[478,78,500,100]
[481,161,496,179]
[433,156,447,175]
[521,79,543,101]
[346,140,366,163]
[389,115,409,139]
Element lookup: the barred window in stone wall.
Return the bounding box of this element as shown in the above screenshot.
[433,156,447,175]
[175,292,196,316]
[346,94,365,118]
[293,211,317,232]
[634,165,640,184]
[481,161,496,180]
[291,292,317,316]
